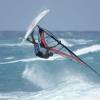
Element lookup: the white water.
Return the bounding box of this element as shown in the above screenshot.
[75,44,100,55]
[0,44,100,65]
[0,78,100,100]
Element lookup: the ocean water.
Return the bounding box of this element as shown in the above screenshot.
[0,31,100,100]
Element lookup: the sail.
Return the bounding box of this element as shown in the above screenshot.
[37,25,100,77]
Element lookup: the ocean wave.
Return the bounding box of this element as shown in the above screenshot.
[0,38,93,48]
[4,56,15,60]
[22,64,55,89]
[74,44,100,55]
[59,38,73,47]
[0,44,100,65]
[0,39,73,47]
[0,55,62,65]
[67,39,93,45]
[0,79,100,100]
[0,42,32,47]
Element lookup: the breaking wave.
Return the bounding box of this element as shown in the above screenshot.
[0,79,100,100]
[74,44,100,55]
[59,38,73,47]
[0,43,32,47]
[0,55,62,65]
[4,56,15,60]
[0,38,92,48]
[67,39,93,45]
[0,44,100,65]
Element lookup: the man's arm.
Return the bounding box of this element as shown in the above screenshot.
[27,38,33,43]
[27,32,36,44]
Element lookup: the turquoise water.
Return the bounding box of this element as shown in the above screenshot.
[0,31,100,100]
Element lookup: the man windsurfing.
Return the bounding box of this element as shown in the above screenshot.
[27,27,53,59]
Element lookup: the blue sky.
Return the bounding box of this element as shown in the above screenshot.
[0,0,100,31]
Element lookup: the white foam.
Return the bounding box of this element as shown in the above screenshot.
[22,64,55,88]
[59,38,73,47]
[4,56,15,60]
[68,39,93,45]
[74,44,100,55]
[0,55,63,65]
[0,78,100,100]
[0,42,32,47]
[1,44,100,65]
[0,39,73,47]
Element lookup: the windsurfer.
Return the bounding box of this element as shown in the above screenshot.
[27,32,53,59]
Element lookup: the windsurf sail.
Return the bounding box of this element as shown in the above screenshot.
[23,9,50,42]
[37,25,100,77]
